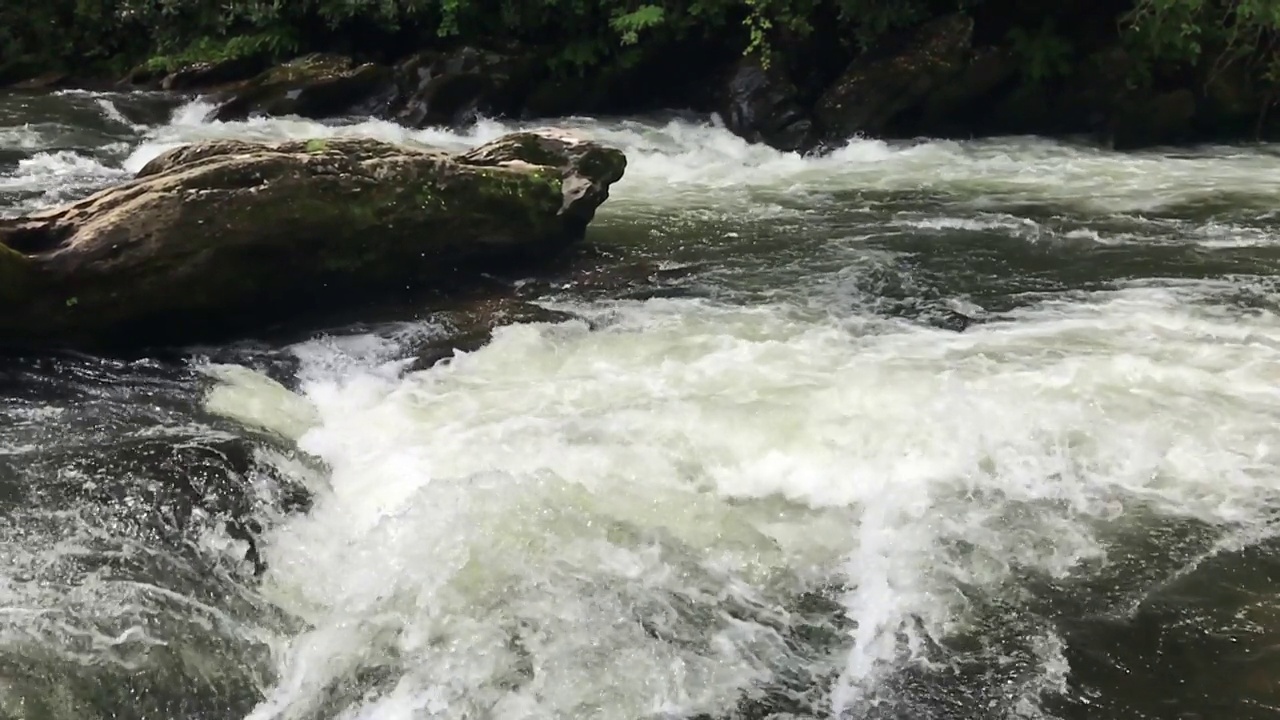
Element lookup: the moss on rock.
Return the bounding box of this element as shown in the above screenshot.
[0,130,626,349]
[210,54,393,122]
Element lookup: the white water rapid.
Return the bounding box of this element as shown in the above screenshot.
[7,93,1280,719]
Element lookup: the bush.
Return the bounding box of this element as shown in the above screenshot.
[2,0,1279,92]
[0,0,947,78]
[1122,0,1280,81]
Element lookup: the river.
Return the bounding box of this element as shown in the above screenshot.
[4,89,1280,720]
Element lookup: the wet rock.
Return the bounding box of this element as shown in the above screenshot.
[407,329,493,372]
[916,47,1020,135]
[1051,45,1136,137]
[210,53,392,122]
[0,349,317,578]
[0,392,303,718]
[814,13,974,143]
[0,131,626,349]
[407,298,578,373]
[163,56,269,92]
[460,130,627,234]
[509,254,702,301]
[376,47,539,128]
[567,259,697,295]
[7,71,72,91]
[523,40,736,118]
[77,434,312,575]
[400,255,701,372]
[716,55,815,152]
[933,308,978,332]
[121,64,164,87]
[121,55,269,92]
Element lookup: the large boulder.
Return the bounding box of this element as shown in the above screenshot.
[814,13,974,144]
[374,47,540,128]
[716,55,815,152]
[210,54,392,122]
[0,131,626,349]
[914,46,1020,136]
[1046,45,1136,138]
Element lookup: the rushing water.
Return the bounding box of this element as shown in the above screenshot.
[5,89,1280,720]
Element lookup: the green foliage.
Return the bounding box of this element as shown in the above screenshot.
[0,0,958,81]
[3,0,1280,105]
[1121,0,1211,65]
[1007,20,1074,83]
[611,5,666,45]
[1109,0,1280,111]
[144,31,298,71]
[833,0,927,49]
[1121,0,1280,69]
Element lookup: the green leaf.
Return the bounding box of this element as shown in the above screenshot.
[610,5,666,45]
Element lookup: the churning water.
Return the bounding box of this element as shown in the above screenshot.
[5,90,1280,719]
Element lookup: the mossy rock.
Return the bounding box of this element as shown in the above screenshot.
[125,54,267,91]
[210,54,393,122]
[0,131,626,349]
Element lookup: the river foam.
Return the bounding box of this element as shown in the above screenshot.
[7,91,1280,718]
[7,94,1280,231]
[104,99,1280,218]
[194,280,1280,718]
[134,96,1280,718]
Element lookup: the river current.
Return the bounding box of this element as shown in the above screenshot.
[4,90,1280,719]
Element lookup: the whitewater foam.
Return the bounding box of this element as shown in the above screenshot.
[2,94,1278,229]
[196,282,1280,717]
[8,90,1280,718]
[100,99,1280,224]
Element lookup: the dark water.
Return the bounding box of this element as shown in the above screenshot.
[5,91,1280,719]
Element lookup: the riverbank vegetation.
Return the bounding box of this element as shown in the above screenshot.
[2,1,1277,83]
[3,0,1280,145]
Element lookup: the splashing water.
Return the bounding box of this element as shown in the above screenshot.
[6,93,1280,719]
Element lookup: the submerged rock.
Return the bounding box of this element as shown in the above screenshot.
[0,130,626,349]
[406,297,579,373]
